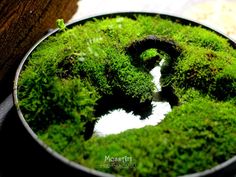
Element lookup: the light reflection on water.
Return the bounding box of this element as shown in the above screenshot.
[94,65,172,136]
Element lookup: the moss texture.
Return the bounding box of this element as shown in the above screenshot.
[18,14,236,177]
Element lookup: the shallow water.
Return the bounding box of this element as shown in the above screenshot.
[94,65,172,136]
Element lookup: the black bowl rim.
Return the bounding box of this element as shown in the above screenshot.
[13,11,236,177]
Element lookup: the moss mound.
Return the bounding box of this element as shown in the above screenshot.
[18,14,236,177]
[82,97,236,177]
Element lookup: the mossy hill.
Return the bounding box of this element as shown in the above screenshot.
[18,14,236,177]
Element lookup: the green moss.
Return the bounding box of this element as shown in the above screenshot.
[18,14,236,177]
[140,48,159,61]
[19,76,99,132]
[161,44,236,101]
[79,98,236,177]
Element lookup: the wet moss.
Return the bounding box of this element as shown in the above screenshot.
[18,14,236,177]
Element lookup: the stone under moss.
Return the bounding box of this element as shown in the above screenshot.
[18,14,236,177]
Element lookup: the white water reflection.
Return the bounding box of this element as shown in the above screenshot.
[94,65,171,136]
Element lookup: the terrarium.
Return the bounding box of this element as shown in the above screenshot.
[14,12,236,177]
